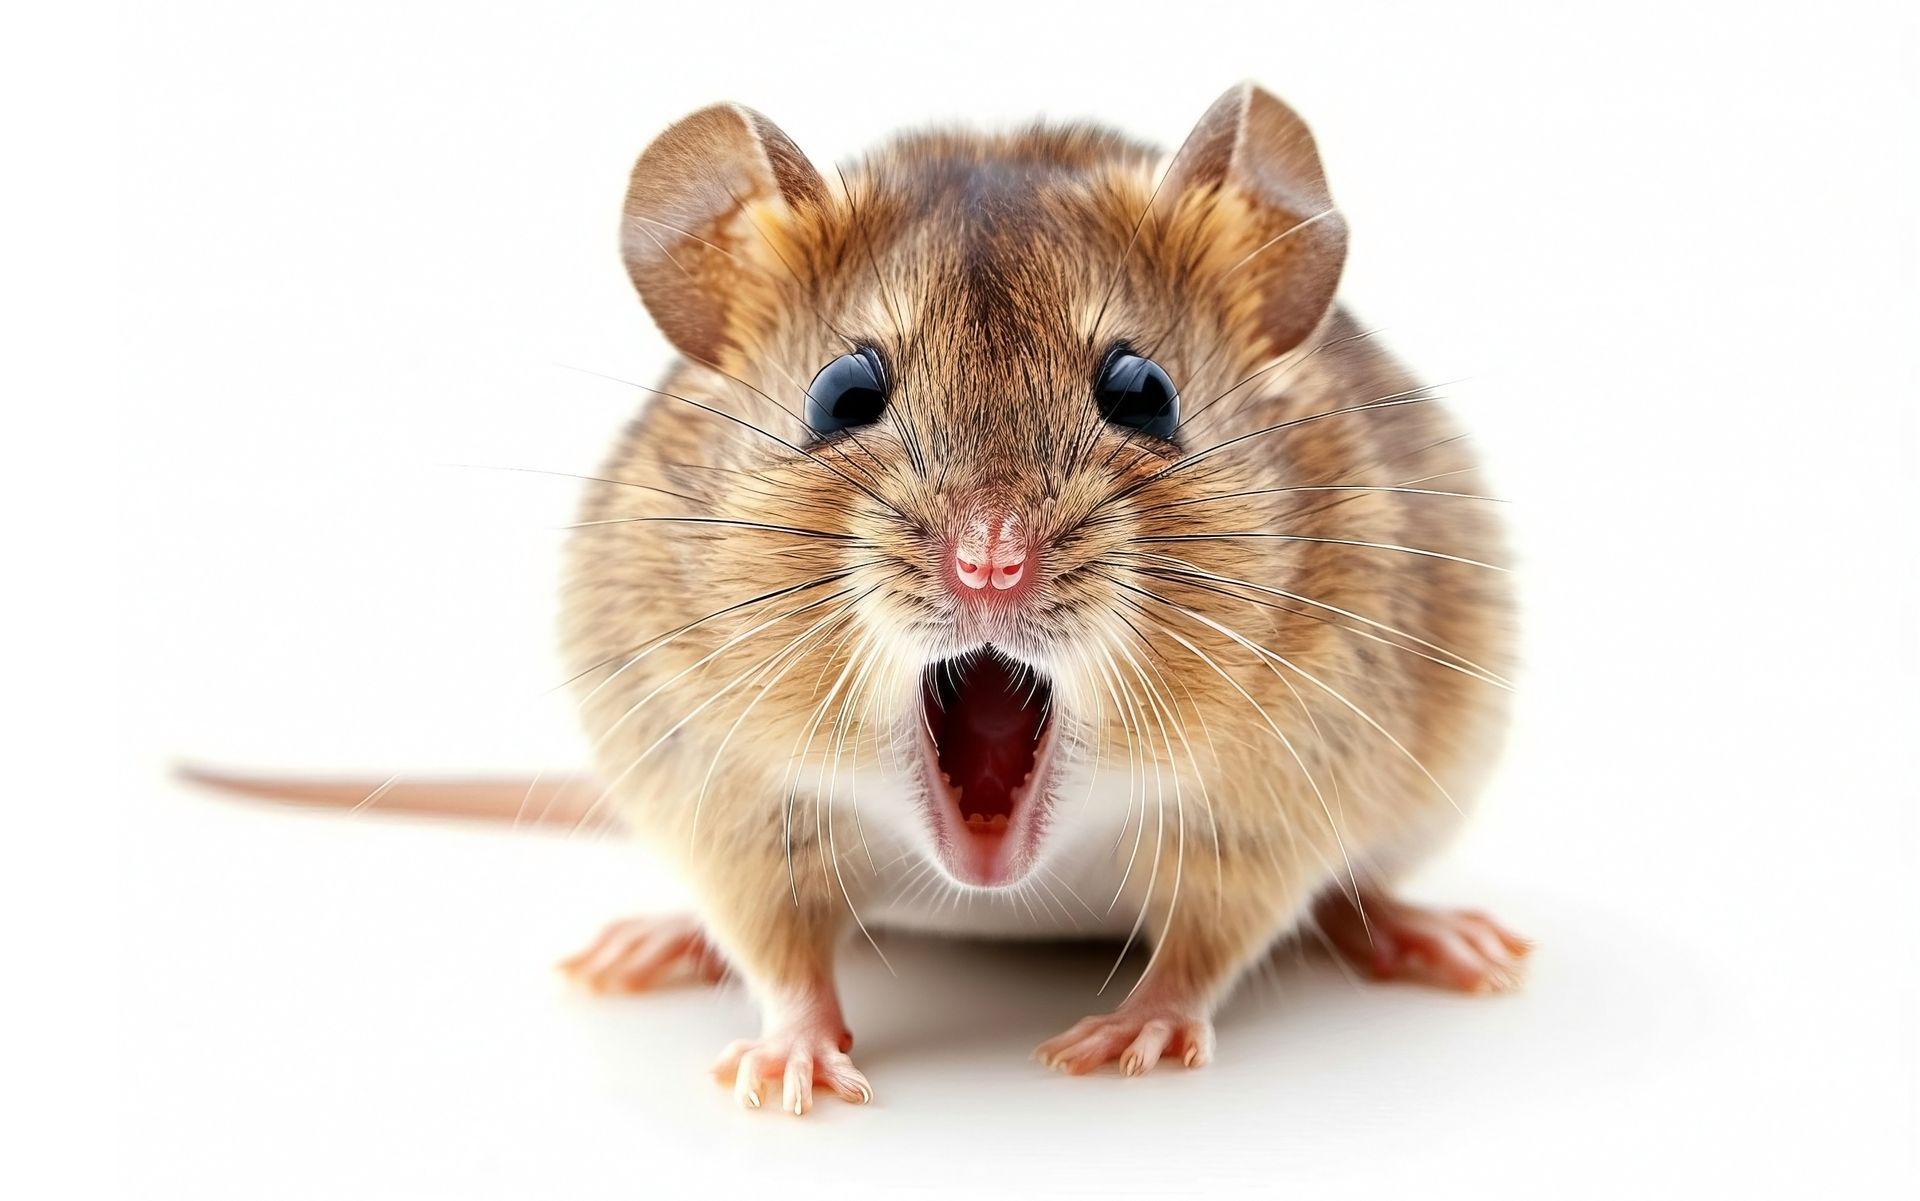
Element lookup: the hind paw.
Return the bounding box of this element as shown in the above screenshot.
[557,913,728,993]
[1315,889,1531,993]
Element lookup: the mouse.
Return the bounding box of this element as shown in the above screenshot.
[188,81,1528,1116]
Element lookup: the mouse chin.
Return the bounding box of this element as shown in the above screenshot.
[915,651,1057,888]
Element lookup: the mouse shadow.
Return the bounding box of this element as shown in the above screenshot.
[561,929,1331,1084]
[564,888,1730,1111]
[835,928,1370,1067]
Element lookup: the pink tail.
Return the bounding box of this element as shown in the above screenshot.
[177,765,603,829]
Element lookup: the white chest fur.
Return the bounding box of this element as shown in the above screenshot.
[842,763,1154,941]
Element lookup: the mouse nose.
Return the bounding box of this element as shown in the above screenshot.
[949,510,1033,601]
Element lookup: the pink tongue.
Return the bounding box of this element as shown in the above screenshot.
[929,656,1046,820]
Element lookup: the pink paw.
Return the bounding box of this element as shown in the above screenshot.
[711,1023,871,1115]
[1316,890,1532,993]
[1035,1005,1215,1076]
[557,913,728,993]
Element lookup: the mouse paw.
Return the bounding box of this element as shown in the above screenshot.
[1035,1004,1215,1076]
[1314,889,1532,993]
[711,1023,871,1116]
[557,913,728,993]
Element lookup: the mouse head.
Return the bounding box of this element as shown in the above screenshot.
[617,85,1346,887]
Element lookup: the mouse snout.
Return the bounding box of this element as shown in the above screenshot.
[947,507,1034,604]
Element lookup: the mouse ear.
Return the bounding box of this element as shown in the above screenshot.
[620,104,828,363]
[1164,84,1348,356]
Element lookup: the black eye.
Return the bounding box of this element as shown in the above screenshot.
[1095,350,1179,441]
[804,348,888,436]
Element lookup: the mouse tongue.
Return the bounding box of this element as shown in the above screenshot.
[925,654,1049,822]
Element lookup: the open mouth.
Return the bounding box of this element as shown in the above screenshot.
[918,651,1056,887]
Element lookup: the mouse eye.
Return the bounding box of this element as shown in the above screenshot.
[1095,350,1179,441]
[804,348,888,436]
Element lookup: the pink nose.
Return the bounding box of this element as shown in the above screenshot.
[951,512,1032,599]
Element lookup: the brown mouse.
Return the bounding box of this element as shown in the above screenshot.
[192,81,1527,1116]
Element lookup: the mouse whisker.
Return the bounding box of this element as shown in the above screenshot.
[1172,323,1386,444]
[577,601,851,841]
[556,566,872,696]
[1220,206,1344,281]
[680,191,865,354]
[685,343,902,499]
[1038,866,1103,924]
[1107,582,1356,920]
[1082,315,1340,475]
[558,363,911,521]
[575,570,872,710]
[1113,550,1513,689]
[834,164,934,478]
[625,211,829,316]
[582,585,878,835]
[562,514,863,540]
[1085,105,1216,365]
[1109,588,1368,962]
[448,462,709,507]
[1091,642,1155,918]
[778,613,874,908]
[1134,531,1510,573]
[1026,872,1078,930]
[627,211,902,494]
[1164,659,1230,920]
[721,176,940,484]
[798,626,894,975]
[1128,578,1464,819]
[1136,567,1512,693]
[684,588,881,846]
[1090,388,1447,516]
[827,631,887,877]
[1133,482,1504,515]
[1104,627,1208,1000]
[1276,456,1481,526]
[1090,644,1144,982]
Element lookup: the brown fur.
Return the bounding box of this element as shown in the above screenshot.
[565,86,1513,1037]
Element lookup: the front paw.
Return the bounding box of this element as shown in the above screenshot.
[1035,1004,1215,1076]
[711,1024,872,1115]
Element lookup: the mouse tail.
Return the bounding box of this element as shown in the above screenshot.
[176,765,606,830]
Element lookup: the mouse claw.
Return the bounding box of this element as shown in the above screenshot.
[714,1026,870,1116]
[783,1051,814,1116]
[1120,1019,1174,1076]
[1036,1006,1213,1077]
[734,1062,762,1111]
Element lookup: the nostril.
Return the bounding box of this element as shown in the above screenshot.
[948,510,1035,600]
[954,550,990,591]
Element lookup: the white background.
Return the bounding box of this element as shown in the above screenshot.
[16,1,1918,1197]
